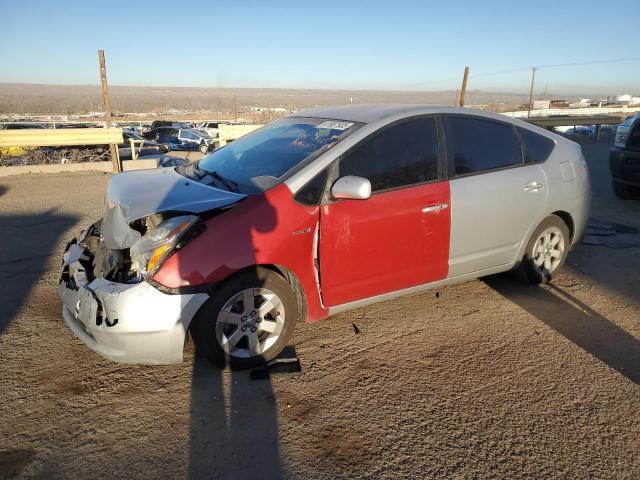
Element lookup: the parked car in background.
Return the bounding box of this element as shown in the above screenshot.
[58,105,590,370]
[195,121,230,139]
[610,113,640,199]
[156,155,189,168]
[1,122,47,129]
[117,130,169,160]
[150,120,193,130]
[142,127,213,153]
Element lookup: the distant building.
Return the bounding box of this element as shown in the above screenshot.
[607,94,640,106]
[250,106,288,113]
[549,100,570,109]
[533,100,550,110]
[569,98,591,108]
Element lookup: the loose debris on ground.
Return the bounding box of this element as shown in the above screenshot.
[0,146,109,167]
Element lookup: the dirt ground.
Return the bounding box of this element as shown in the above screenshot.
[0,143,639,479]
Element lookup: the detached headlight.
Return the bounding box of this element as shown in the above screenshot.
[130,215,199,276]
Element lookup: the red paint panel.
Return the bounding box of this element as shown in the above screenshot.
[153,184,328,322]
[319,181,450,307]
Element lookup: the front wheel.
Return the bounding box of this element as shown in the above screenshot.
[199,143,208,154]
[190,269,297,369]
[515,215,570,285]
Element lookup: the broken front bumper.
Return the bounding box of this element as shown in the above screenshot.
[58,242,208,364]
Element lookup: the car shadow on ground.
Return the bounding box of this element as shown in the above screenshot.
[0,185,78,334]
[484,274,640,385]
[178,179,284,478]
[188,353,284,479]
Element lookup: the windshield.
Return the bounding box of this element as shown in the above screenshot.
[177,117,360,194]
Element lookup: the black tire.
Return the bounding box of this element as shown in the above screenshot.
[515,214,570,285]
[199,143,208,154]
[190,269,298,369]
[162,143,171,152]
[612,180,640,200]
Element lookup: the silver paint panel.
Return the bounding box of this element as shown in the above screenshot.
[447,164,549,277]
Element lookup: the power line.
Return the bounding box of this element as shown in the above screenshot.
[472,57,640,78]
[394,57,640,89]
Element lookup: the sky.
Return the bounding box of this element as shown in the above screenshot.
[0,0,639,94]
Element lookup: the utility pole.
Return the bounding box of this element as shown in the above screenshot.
[233,95,238,121]
[459,66,469,107]
[527,67,537,118]
[98,50,121,172]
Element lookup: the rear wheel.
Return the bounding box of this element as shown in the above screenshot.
[190,269,297,369]
[516,215,570,285]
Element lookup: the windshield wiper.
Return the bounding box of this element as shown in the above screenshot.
[208,170,240,193]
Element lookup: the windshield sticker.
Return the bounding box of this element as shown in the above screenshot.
[316,120,354,131]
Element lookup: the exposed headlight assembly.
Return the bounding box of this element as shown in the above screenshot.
[130,215,199,277]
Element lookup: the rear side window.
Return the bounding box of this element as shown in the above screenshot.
[445,116,522,175]
[517,127,555,163]
[338,117,439,192]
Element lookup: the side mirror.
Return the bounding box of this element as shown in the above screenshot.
[331,175,371,200]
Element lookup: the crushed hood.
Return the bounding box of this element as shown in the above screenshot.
[101,167,246,249]
[106,167,246,221]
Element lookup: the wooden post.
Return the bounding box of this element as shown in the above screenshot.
[527,67,537,118]
[459,66,469,107]
[233,95,238,121]
[98,50,121,172]
[130,138,137,161]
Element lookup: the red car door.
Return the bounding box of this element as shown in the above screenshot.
[317,116,451,307]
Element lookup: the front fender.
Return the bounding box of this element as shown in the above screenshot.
[152,184,328,322]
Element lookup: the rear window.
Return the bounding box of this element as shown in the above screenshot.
[445,116,523,175]
[517,127,555,163]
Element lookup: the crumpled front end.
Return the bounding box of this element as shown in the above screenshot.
[57,168,248,364]
[58,224,208,365]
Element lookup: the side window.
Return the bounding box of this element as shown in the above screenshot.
[294,169,328,205]
[628,121,640,150]
[517,127,555,163]
[445,116,523,175]
[338,117,439,192]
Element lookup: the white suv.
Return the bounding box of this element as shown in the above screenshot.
[196,121,229,139]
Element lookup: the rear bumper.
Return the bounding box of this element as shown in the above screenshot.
[610,148,640,187]
[58,243,208,364]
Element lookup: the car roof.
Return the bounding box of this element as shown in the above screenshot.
[291,104,522,125]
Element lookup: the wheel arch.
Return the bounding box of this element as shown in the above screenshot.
[512,210,575,270]
[550,210,575,242]
[202,264,309,323]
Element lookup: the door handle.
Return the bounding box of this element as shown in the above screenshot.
[422,203,449,213]
[524,181,544,192]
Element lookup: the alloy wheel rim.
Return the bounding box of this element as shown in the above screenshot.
[532,226,564,274]
[215,288,285,358]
